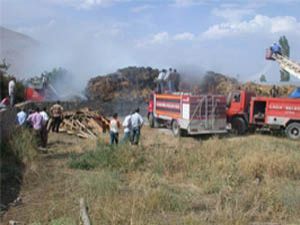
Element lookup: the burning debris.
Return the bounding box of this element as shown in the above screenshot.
[51,108,110,139]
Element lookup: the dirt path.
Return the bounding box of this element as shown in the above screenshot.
[1,127,180,224]
[1,132,97,224]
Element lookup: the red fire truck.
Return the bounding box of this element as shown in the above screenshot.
[148,93,228,136]
[227,90,300,139]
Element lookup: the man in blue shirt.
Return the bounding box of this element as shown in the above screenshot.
[271,42,282,55]
[16,108,27,126]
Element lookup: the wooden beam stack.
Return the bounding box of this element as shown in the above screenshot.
[54,107,110,139]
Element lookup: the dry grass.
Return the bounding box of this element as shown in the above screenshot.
[2,128,300,225]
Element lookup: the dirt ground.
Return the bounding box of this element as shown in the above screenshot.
[1,127,179,224]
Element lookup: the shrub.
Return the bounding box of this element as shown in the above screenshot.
[9,128,38,163]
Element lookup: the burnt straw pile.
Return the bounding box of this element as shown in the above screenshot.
[86,67,159,102]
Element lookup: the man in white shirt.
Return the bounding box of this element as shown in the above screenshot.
[40,107,49,148]
[8,78,16,107]
[16,108,27,126]
[164,68,173,92]
[130,108,144,145]
[121,113,132,143]
[40,107,49,125]
[156,69,166,93]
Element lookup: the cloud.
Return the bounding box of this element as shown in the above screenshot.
[131,4,154,13]
[172,0,212,7]
[151,32,169,43]
[202,15,300,40]
[173,32,195,41]
[47,0,128,9]
[212,6,254,22]
[137,31,197,46]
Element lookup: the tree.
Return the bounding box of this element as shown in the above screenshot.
[260,74,267,82]
[279,36,290,81]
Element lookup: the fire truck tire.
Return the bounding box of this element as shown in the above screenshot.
[285,122,300,140]
[171,120,182,137]
[231,117,247,135]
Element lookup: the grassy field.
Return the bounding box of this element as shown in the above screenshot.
[2,127,300,225]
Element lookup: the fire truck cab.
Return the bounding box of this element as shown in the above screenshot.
[227,90,300,139]
[148,92,228,136]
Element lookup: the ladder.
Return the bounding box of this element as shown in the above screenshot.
[273,54,300,79]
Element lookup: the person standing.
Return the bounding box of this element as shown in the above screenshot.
[156,69,167,93]
[164,68,173,92]
[173,69,180,92]
[8,78,16,107]
[121,113,132,143]
[270,85,279,97]
[27,107,43,147]
[131,108,144,145]
[50,101,63,133]
[40,107,49,148]
[16,108,27,126]
[110,113,121,145]
[271,42,282,55]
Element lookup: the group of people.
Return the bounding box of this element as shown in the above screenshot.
[109,108,144,145]
[156,68,180,93]
[15,101,64,149]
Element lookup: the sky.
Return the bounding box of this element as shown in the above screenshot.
[1,0,300,84]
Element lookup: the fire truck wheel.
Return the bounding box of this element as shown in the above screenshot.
[172,120,181,137]
[286,122,300,140]
[231,117,247,135]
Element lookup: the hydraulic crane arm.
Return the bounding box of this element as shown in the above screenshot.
[272,54,300,79]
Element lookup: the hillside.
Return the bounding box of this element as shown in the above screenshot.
[0,26,39,75]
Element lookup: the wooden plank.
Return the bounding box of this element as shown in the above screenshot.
[80,198,92,225]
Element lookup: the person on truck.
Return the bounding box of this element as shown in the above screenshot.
[130,108,144,145]
[164,68,173,92]
[171,69,180,92]
[156,69,167,93]
[270,85,279,97]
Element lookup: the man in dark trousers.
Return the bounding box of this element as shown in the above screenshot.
[270,85,279,97]
[50,101,63,132]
